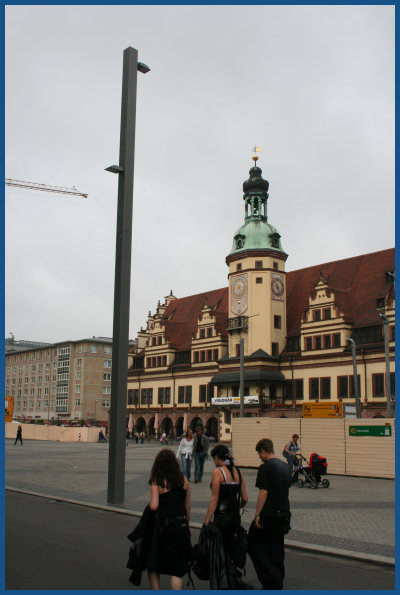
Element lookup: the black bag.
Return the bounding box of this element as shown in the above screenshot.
[231,524,248,569]
[192,525,210,580]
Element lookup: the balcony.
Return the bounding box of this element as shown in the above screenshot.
[227,316,249,332]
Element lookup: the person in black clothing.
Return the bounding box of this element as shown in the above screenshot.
[147,449,192,590]
[248,438,291,590]
[14,424,23,445]
[193,426,209,483]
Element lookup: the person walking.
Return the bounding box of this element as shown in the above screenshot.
[248,438,291,590]
[202,445,250,587]
[14,424,23,445]
[176,429,194,481]
[193,426,209,483]
[282,433,300,485]
[130,449,193,589]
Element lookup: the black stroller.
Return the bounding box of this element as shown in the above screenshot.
[294,452,329,489]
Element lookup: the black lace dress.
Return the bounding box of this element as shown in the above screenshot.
[148,486,192,577]
[213,466,242,561]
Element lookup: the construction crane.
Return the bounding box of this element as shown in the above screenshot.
[5,178,88,198]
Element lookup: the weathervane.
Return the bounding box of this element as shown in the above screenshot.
[252,146,262,163]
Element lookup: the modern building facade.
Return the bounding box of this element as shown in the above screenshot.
[5,336,118,424]
[126,157,395,441]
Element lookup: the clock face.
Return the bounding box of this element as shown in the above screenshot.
[271,274,284,300]
[231,274,248,315]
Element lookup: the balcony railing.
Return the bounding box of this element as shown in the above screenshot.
[227,316,249,331]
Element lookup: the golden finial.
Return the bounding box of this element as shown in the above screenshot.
[252,146,262,163]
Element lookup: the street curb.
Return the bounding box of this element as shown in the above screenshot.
[6,485,395,568]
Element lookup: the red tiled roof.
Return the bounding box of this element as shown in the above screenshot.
[162,287,229,349]
[286,248,395,336]
[145,249,394,351]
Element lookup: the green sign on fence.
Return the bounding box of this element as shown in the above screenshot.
[349,425,392,437]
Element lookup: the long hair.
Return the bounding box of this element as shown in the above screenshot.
[149,448,184,489]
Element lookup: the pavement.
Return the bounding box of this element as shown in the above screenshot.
[5,438,395,586]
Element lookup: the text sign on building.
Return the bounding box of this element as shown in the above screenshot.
[303,402,342,418]
[349,425,392,437]
[211,396,259,406]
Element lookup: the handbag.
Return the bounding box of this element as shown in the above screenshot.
[231,524,248,568]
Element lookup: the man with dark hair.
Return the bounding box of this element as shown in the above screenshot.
[248,438,291,590]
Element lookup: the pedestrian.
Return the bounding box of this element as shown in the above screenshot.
[140,432,145,445]
[248,438,291,590]
[193,425,209,483]
[202,444,250,585]
[135,433,139,445]
[146,449,193,589]
[14,424,23,445]
[161,431,167,445]
[126,428,130,446]
[176,429,193,481]
[282,433,300,485]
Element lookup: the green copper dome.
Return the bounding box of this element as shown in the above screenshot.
[228,162,285,257]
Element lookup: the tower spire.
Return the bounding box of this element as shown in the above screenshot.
[252,145,262,164]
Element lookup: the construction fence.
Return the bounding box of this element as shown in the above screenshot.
[232,417,395,479]
[5,423,102,443]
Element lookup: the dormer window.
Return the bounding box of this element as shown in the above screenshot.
[200,329,206,339]
[235,234,245,249]
[324,308,331,320]
[314,310,321,322]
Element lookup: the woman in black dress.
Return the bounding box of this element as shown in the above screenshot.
[147,449,192,589]
[203,445,248,575]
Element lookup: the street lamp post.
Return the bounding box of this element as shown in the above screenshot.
[239,337,245,418]
[94,399,99,425]
[106,47,150,506]
[345,338,361,418]
[378,313,392,417]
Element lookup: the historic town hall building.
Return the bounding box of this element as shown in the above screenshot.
[127,156,395,440]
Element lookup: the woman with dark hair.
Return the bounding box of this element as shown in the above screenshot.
[202,445,249,585]
[146,448,192,589]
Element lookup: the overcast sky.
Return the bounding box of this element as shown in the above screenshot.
[5,5,395,344]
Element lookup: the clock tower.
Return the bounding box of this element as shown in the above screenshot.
[226,154,288,357]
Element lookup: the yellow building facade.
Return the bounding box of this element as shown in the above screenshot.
[127,158,395,440]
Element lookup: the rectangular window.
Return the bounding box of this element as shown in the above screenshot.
[104,346,112,354]
[273,261,279,270]
[200,329,206,339]
[315,336,322,350]
[224,409,231,424]
[271,342,279,356]
[102,400,110,407]
[163,356,167,366]
[158,387,164,405]
[372,374,384,397]
[390,372,395,396]
[213,349,219,361]
[178,386,185,403]
[76,385,81,393]
[255,260,263,268]
[134,389,139,405]
[310,378,319,400]
[338,376,348,398]
[207,328,213,337]
[305,338,312,351]
[333,334,341,348]
[391,326,395,341]
[201,351,206,362]
[199,385,207,403]
[256,277,263,284]
[314,310,321,321]
[207,350,212,361]
[104,360,112,368]
[236,263,242,271]
[194,352,199,363]
[76,372,81,380]
[372,374,385,397]
[103,373,111,381]
[164,387,171,404]
[274,315,281,329]
[185,386,192,404]
[103,386,111,394]
[141,389,147,405]
[75,398,81,407]
[89,345,98,353]
[324,308,331,320]
[320,377,331,399]
[147,389,153,404]
[76,359,82,367]
[127,390,134,405]
[157,357,161,367]
[324,335,331,349]
[147,358,151,368]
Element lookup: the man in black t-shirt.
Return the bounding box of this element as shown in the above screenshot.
[248,438,291,590]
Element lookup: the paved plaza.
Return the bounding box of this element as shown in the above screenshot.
[5,438,395,563]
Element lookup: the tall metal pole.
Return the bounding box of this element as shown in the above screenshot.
[346,338,361,418]
[106,47,149,506]
[378,314,392,417]
[239,337,244,418]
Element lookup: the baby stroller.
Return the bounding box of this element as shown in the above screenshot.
[294,452,329,489]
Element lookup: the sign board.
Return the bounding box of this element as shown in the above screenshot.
[5,396,14,422]
[211,395,259,406]
[349,425,392,437]
[303,402,342,418]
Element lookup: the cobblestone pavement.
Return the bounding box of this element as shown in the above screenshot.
[5,439,395,560]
